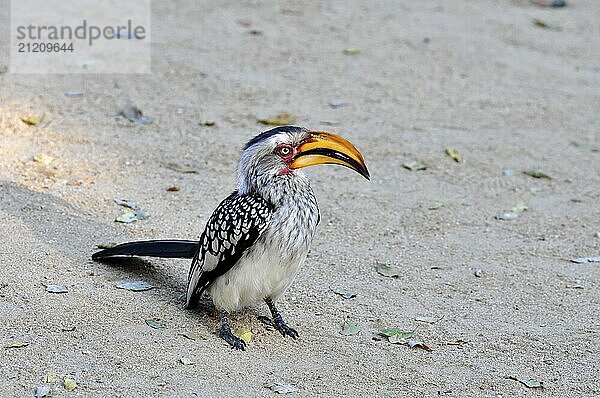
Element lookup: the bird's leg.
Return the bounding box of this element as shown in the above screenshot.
[219,309,245,350]
[264,297,299,339]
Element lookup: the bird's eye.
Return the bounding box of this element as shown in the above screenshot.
[276,145,293,157]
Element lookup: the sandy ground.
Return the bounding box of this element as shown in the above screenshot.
[1,0,599,397]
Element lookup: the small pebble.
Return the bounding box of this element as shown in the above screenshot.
[531,0,566,7]
[495,211,518,221]
[180,357,195,365]
[45,284,68,293]
[64,91,83,98]
[329,99,349,108]
[35,385,51,398]
[474,268,484,277]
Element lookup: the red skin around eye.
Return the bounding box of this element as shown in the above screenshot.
[275,144,296,175]
[275,144,296,161]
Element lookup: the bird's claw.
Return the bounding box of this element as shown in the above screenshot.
[264,298,299,339]
[221,330,246,350]
[275,321,299,339]
[219,309,246,350]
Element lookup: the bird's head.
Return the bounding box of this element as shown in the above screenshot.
[238,126,369,195]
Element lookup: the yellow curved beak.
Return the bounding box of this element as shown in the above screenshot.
[289,130,370,180]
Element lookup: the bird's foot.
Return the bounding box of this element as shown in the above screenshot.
[274,319,299,339]
[264,297,299,339]
[221,329,246,350]
[219,310,245,350]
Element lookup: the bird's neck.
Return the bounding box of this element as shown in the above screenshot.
[238,171,311,206]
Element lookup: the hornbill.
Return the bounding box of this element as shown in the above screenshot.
[93,126,369,349]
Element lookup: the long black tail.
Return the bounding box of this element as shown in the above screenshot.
[92,240,199,260]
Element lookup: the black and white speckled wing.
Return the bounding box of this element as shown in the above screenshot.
[185,191,273,309]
